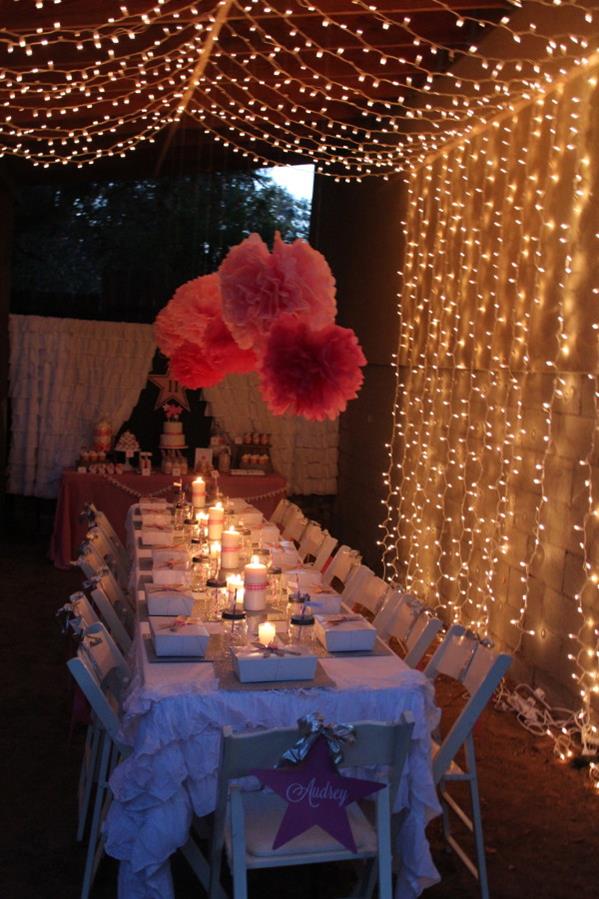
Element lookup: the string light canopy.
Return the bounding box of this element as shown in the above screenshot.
[1,0,598,178]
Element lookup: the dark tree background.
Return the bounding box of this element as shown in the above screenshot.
[10,170,311,322]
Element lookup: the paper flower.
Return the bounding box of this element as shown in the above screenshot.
[163,402,182,419]
[219,232,336,351]
[154,272,224,357]
[169,333,256,389]
[258,315,366,421]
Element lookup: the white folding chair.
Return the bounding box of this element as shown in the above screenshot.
[84,503,128,571]
[321,545,361,592]
[66,591,100,634]
[282,509,309,546]
[89,585,133,654]
[297,521,325,563]
[270,498,290,528]
[311,531,338,572]
[374,590,443,668]
[342,565,389,616]
[68,623,130,899]
[208,716,414,899]
[86,525,128,589]
[77,550,134,615]
[424,624,511,899]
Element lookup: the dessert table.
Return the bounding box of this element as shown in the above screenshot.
[49,469,287,569]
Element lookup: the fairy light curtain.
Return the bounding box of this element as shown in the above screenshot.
[380,61,599,767]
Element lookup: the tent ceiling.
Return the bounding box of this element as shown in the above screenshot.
[1,0,597,181]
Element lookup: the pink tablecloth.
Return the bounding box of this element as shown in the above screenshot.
[50,470,287,570]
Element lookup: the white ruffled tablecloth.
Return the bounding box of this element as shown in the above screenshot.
[104,626,442,899]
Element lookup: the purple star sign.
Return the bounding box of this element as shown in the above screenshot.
[251,735,384,852]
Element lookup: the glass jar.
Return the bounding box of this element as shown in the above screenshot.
[222,608,248,649]
[268,566,284,609]
[288,607,315,645]
[191,555,209,593]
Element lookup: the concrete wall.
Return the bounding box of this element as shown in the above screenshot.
[310,176,406,569]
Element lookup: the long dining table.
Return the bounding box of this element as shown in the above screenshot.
[103,500,441,899]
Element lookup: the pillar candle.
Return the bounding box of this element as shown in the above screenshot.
[244,554,268,611]
[192,476,206,509]
[208,501,224,541]
[221,527,241,570]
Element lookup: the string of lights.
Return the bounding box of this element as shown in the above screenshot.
[0,1,597,176]
[380,56,599,784]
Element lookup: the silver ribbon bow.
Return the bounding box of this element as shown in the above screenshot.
[278,712,355,769]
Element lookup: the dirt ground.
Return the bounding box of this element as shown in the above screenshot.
[2,534,598,899]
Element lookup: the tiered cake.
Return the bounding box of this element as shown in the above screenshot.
[160,419,186,449]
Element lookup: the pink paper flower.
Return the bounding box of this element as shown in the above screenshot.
[259,315,366,421]
[219,232,336,350]
[169,329,256,389]
[154,273,223,357]
[163,402,182,419]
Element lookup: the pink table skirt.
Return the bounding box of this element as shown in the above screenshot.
[50,469,287,570]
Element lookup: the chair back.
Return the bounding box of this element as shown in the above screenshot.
[87,525,128,586]
[375,590,442,668]
[80,621,129,683]
[321,545,361,590]
[312,532,338,572]
[69,591,100,631]
[270,498,290,528]
[297,521,325,563]
[425,625,511,783]
[212,716,414,866]
[90,586,133,654]
[283,511,308,545]
[67,652,124,746]
[343,565,389,615]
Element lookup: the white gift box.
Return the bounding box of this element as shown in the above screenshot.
[151,547,188,567]
[150,617,209,657]
[139,497,168,508]
[141,526,174,546]
[145,584,195,616]
[314,615,377,652]
[233,646,317,682]
[284,569,323,591]
[140,511,172,527]
[152,567,190,587]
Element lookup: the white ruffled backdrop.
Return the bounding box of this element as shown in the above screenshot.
[8,315,156,498]
[8,315,338,498]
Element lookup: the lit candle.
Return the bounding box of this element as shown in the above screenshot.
[221,526,241,570]
[244,554,268,611]
[258,621,276,647]
[226,573,244,609]
[196,511,209,539]
[192,476,206,509]
[209,540,221,560]
[208,501,224,541]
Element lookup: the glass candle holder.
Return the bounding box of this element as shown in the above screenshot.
[288,607,315,645]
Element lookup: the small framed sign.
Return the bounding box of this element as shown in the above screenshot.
[194,447,213,471]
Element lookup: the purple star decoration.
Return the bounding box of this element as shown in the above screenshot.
[251,735,384,852]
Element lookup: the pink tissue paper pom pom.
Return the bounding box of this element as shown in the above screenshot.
[259,315,366,421]
[219,232,336,351]
[169,322,256,389]
[154,273,223,357]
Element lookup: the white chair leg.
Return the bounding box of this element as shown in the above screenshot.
[464,737,490,899]
[77,721,100,841]
[230,789,248,899]
[81,730,111,899]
